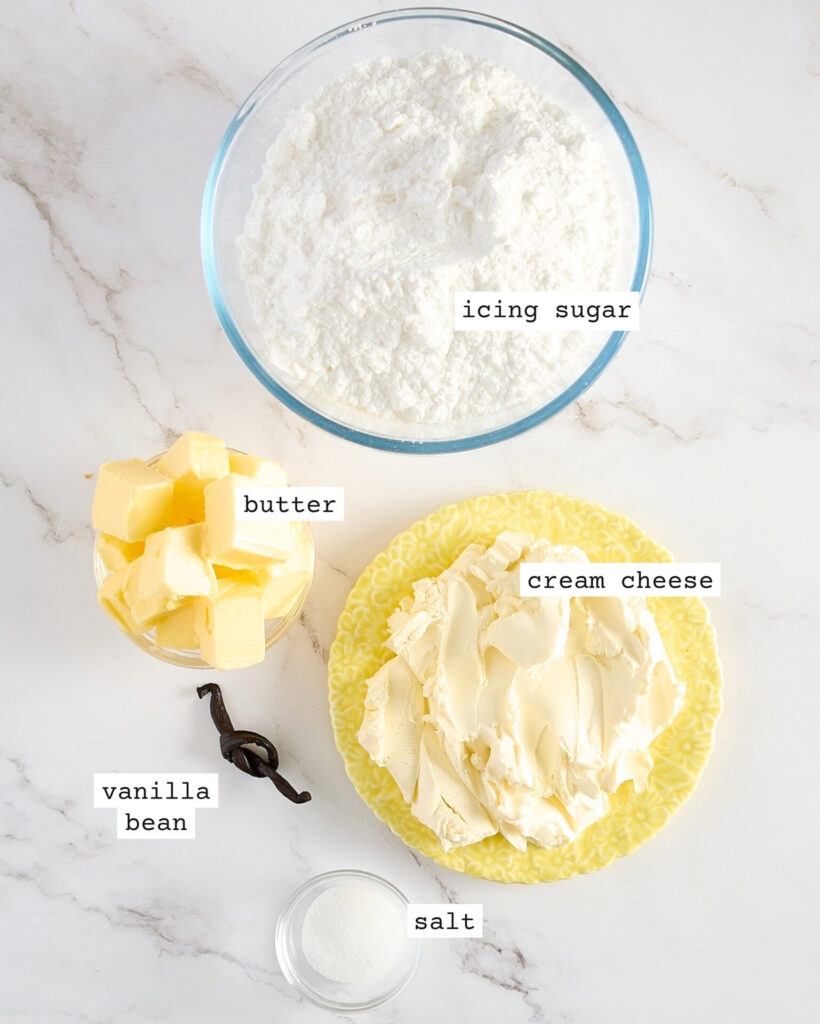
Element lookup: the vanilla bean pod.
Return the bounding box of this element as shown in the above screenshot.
[197,683,311,804]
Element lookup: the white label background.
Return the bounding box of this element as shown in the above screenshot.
[520,562,721,597]
[407,904,484,938]
[454,291,640,330]
[235,487,344,521]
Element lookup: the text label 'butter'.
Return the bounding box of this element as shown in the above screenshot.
[235,487,344,522]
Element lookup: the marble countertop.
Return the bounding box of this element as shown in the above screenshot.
[2,1,818,1021]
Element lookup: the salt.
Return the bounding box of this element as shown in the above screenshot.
[301,881,404,985]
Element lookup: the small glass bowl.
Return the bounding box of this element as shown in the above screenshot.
[92,450,315,668]
[275,869,420,1012]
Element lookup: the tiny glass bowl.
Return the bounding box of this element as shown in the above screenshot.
[92,450,314,668]
[275,869,421,1013]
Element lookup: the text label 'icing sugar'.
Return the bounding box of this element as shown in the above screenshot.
[455,292,640,330]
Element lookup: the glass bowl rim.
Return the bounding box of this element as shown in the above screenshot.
[274,868,421,1012]
[201,5,654,454]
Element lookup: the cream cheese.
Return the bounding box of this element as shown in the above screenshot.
[358,533,685,851]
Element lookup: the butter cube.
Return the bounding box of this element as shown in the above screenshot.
[154,600,198,650]
[97,569,141,634]
[92,459,173,542]
[123,557,179,631]
[195,580,266,670]
[228,452,288,486]
[157,432,230,524]
[204,473,292,570]
[250,524,313,618]
[253,566,310,619]
[139,524,217,600]
[285,523,314,574]
[95,533,144,573]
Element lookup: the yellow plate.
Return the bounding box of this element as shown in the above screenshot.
[328,492,722,883]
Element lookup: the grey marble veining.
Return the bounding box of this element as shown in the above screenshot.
[1,1,818,1021]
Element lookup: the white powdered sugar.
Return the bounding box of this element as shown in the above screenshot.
[239,50,620,426]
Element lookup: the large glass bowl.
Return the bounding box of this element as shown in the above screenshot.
[202,7,653,453]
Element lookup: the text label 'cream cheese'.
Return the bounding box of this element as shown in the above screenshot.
[521,562,721,596]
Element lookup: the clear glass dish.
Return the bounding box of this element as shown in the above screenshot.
[202,7,653,453]
[92,451,314,668]
[275,869,420,1012]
